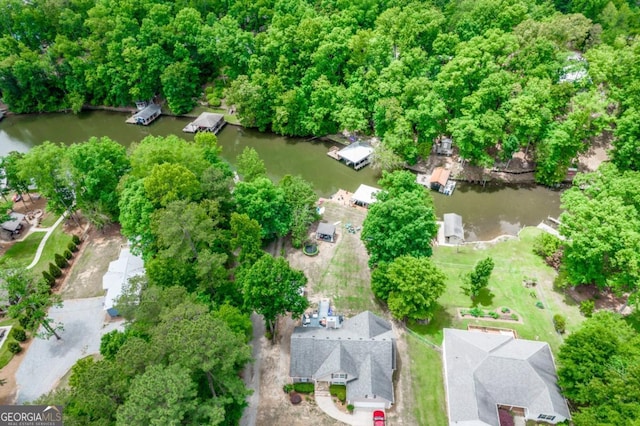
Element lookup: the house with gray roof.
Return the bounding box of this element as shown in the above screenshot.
[443,328,570,425]
[290,311,396,409]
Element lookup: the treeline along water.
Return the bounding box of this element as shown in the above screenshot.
[0,111,561,240]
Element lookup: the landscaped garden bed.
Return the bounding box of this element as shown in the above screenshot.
[458,306,522,323]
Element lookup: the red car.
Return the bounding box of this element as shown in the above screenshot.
[373,410,385,426]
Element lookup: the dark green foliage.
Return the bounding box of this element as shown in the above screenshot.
[329,384,346,402]
[293,383,315,394]
[532,233,562,258]
[553,314,566,333]
[8,341,22,354]
[72,235,81,245]
[54,253,68,268]
[64,250,73,260]
[469,307,483,317]
[10,327,27,342]
[42,271,55,287]
[535,301,544,309]
[558,312,640,424]
[488,311,500,319]
[580,300,595,317]
[67,241,78,252]
[49,263,62,279]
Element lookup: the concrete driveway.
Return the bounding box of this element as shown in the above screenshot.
[15,297,123,403]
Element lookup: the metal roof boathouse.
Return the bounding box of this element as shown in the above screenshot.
[182,112,226,134]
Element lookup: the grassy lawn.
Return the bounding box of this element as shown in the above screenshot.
[0,318,20,369]
[39,213,60,228]
[407,333,448,426]
[0,232,46,266]
[410,227,584,353]
[31,227,73,277]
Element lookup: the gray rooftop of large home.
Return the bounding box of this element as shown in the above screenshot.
[443,213,463,240]
[1,212,25,232]
[290,311,396,403]
[443,329,570,425]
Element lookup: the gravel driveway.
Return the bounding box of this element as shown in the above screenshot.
[15,297,123,403]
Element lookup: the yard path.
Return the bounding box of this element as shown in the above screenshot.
[25,213,66,270]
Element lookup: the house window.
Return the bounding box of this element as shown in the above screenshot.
[537,414,556,421]
[331,373,347,379]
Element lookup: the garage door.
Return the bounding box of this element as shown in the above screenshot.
[353,401,387,409]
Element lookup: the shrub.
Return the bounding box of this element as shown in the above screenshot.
[510,313,519,321]
[553,314,566,334]
[204,86,214,95]
[535,301,544,309]
[72,234,81,245]
[11,327,27,342]
[64,249,73,260]
[469,307,483,317]
[283,384,294,393]
[488,311,500,319]
[207,95,221,107]
[533,233,562,258]
[293,382,314,394]
[501,307,510,313]
[68,241,78,252]
[347,404,354,413]
[329,384,347,402]
[580,300,595,317]
[18,316,30,329]
[42,271,55,287]
[8,341,22,354]
[49,263,62,278]
[290,393,302,405]
[55,253,68,268]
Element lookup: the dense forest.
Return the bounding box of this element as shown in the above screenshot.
[1,0,640,183]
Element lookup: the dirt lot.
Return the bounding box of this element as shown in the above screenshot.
[59,223,125,300]
[256,199,415,426]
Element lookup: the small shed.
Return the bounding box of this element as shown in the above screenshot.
[436,137,453,156]
[129,103,161,126]
[102,247,145,317]
[1,212,25,236]
[182,112,226,134]
[430,167,450,191]
[316,222,336,242]
[336,143,374,170]
[351,184,381,208]
[443,213,464,244]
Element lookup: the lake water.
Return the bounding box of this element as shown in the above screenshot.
[0,111,562,240]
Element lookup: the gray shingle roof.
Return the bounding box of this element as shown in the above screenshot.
[1,212,25,232]
[316,222,336,236]
[443,329,570,425]
[290,311,396,403]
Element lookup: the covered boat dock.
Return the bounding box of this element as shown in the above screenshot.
[182,112,226,134]
[126,103,161,126]
[328,142,374,170]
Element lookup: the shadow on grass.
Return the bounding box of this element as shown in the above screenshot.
[409,304,453,345]
[471,288,495,307]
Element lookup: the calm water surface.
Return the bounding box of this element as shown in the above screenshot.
[0,111,562,240]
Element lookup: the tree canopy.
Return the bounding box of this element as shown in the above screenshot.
[2,0,639,182]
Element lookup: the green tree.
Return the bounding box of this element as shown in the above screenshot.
[116,364,201,426]
[144,163,201,208]
[236,147,267,183]
[462,257,495,299]
[234,177,292,239]
[238,255,308,339]
[362,190,438,266]
[160,60,200,114]
[212,303,253,342]
[118,178,155,257]
[280,175,318,248]
[230,213,263,265]
[377,256,446,322]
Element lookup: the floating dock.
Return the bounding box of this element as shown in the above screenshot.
[182,112,226,134]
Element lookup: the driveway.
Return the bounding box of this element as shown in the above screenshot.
[15,297,123,403]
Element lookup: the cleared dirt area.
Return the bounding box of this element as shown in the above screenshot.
[59,223,125,300]
[257,199,415,426]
